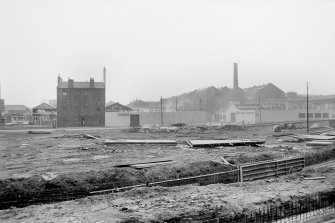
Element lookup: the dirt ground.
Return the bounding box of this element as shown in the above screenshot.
[1,126,334,222]
[0,166,334,223]
[0,126,312,180]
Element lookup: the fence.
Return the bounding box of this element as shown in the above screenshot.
[0,155,322,211]
[202,190,335,223]
[0,169,238,209]
[239,156,305,182]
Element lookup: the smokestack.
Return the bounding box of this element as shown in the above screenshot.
[234,63,238,88]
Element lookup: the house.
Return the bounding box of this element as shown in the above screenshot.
[32,103,57,125]
[56,68,106,127]
[4,105,31,124]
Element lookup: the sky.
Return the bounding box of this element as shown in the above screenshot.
[1,0,335,108]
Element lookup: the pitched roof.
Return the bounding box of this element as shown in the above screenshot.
[33,103,56,110]
[106,102,131,110]
[244,84,267,99]
[5,105,29,111]
[58,81,105,89]
[105,100,115,107]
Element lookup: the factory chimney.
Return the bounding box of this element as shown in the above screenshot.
[234,63,238,89]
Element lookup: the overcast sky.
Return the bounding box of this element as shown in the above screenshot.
[1,0,335,107]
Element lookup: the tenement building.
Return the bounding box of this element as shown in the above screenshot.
[57,68,106,127]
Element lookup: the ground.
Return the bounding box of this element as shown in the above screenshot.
[0,126,334,222]
[0,126,311,180]
[0,168,334,223]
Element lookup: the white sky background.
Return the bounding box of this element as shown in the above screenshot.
[1,0,335,107]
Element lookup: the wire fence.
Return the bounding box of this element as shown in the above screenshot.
[0,169,238,209]
[0,153,333,211]
[201,190,335,223]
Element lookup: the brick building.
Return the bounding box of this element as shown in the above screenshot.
[57,68,106,127]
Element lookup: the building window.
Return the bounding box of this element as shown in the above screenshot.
[62,90,67,96]
[97,99,100,105]
[298,113,305,118]
[323,113,329,118]
[315,113,321,118]
[308,113,313,118]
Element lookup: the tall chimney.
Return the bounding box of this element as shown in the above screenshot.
[234,63,238,88]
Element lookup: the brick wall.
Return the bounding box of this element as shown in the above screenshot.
[57,88,105,127]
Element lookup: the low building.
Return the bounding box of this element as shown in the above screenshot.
[5,105,31,124]
[220,102,259,124]
[32,103,57,125]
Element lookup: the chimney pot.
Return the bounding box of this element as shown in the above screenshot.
[234,63,238,88]
[90,78,94,88]
[68,78,74,88]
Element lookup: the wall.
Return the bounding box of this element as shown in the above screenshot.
[105,112,130,127]
[139,111,207,125]
[235,110,256,124]
[222,102,256,124]
[260,109,334,123]
[105,111,207,127]
[57,87,105,127]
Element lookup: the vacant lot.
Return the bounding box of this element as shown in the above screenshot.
[0,126,334,222]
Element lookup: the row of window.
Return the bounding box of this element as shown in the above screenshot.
[298,113,329,119]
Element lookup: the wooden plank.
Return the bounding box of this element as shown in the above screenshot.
[114,159,174,167]
[187,139,265,148]
[105,139,177,145]
[296,135,335,141]
[303,177,326,180]
[306,141,334,146]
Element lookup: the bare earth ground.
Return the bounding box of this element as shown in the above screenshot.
[0,126,334,222]
[0,168,334,223]
[0,127,310,180]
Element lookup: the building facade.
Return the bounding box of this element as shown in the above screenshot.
[4,105,31,124]
[57,69,106,127]
[32,103,57,125]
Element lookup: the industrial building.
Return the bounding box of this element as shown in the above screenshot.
[56,68,106,127]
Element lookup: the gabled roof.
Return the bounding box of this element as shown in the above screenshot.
[58,82,105,89]
[5,105,29,111]
[105,100,115,107]
[106,102,131,111]
[244,84,267,99]
[33,103,56,110]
